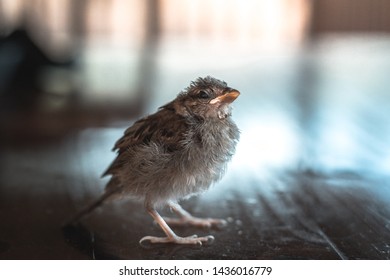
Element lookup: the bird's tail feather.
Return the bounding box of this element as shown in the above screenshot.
[63,189,119,226]
[64,178,123,226]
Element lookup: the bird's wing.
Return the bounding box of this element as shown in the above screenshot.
[102,105,188,177]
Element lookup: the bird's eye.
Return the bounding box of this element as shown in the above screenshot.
[198,90,209,99]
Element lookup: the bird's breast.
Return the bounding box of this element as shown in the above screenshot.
[177,119,239,183]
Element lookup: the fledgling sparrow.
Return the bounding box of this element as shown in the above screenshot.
[70,76,240,245]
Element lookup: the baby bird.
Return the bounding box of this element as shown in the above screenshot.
[71,76,240,245]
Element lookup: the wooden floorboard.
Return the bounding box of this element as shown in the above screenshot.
[2,134,390,259]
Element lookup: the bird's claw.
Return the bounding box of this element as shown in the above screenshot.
[139,234,214,246]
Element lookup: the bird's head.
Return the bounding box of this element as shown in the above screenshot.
[173,76,240,120]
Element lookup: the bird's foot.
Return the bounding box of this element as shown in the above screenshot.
[163,216,227,229]
[139,234,214,246]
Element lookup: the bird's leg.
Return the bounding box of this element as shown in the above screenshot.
[163,202,227,229]
[139,207,214,245]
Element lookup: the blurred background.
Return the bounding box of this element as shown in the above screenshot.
[1,0,390,259]
[0,0,308,114]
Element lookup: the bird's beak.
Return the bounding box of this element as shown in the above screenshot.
[209,90,240,105]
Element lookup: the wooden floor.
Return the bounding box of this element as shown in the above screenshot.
[1,37,390,260]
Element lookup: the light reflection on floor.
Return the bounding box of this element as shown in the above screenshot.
[232,111,300,174]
